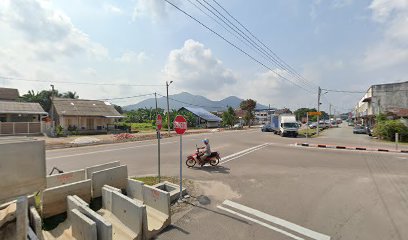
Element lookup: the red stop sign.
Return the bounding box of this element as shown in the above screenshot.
[156,114,162,130]
[173,115,187,135]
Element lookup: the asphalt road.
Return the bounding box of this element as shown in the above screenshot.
[45,126,408,240]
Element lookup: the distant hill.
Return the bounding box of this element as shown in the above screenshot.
[123,92,270,112]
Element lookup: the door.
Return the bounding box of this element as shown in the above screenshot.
[86,118,95,130]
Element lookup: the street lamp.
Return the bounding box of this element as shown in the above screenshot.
[166,81,173,135]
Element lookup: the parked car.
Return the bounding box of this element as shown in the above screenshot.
[261,124,273,132]
[309,122,318,129]
[353,125,367,134]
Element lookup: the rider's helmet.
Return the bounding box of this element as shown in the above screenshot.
[203,138,209,144]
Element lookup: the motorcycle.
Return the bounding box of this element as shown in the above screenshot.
[186,144,221,167]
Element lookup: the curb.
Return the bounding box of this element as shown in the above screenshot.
[295,142,408,154]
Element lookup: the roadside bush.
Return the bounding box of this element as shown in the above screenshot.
[373,120,408,142]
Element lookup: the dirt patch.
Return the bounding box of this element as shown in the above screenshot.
[194,180,241,202]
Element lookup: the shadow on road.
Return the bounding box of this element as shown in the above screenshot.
[160,225,190,235]
[190,165,230,174]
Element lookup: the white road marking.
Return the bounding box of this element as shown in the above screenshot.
[222,200,331,240]
[219,143,271,165]
[47,141,179,160]
[217,206,304,240]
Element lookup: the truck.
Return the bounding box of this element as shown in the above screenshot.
[270,114,299,137]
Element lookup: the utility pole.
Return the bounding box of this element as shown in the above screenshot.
[317,87,321,135]
[166,81,173,136]
[329,103,332,127]
[155,92,161,183]
[50,84,55,128]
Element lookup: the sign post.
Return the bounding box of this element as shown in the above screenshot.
[173,115,187,201]
[306,112,309,139]
[156,114,162,183]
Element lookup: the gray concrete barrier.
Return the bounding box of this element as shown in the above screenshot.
[100,186,144,240]
[91,165,128,198]
[0,139,46,201]
[126,179,144,202]
[46,169,86,188]
[71,209,97,240]
[42,179,91,218]
[126,179,171,239]
[67,195,112,240]
[29,206,43,240]
[85,161,120,179]
[142,185,171,239]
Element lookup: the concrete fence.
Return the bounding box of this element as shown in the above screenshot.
[0,139,46,201]
[91,165,128,198]
[127,179,171,239]
[100,186,144,240]
[85,161,120,179]
[67,195,112,240]
[0,122,43,135]
[70,209,97,240]
[42,179,92,218]
[46,169,86,188]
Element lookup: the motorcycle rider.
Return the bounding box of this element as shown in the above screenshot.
[199,138,211,165]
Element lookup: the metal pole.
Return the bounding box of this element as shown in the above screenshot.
[396,133,399,150]
[306,112,309,139]
[166,81,171,136]
[50,84,55,132]
[329,104,332,127]
[317,87,321,135]
[155,93,161,183]
[179,134,183,201]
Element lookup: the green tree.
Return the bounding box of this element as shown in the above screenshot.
[20,89,79,112]
[113,104,123,114]
[222,106,237,127]
[62,91,79,99]
[240,99,257,127]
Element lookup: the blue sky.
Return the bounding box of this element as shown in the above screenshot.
[1,0,407,113]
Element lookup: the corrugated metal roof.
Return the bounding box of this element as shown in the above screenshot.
[53,98,123,117]
[180,107,222,122]
[0,88,19,101]
[0,101,47,114]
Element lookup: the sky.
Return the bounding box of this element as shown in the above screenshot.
[0,0,407,113]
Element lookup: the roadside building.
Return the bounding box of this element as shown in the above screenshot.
[254,110,269,124]
[179,106,222,128]
[354,81,408,126]
[51,98,123,133]
[0,87,48,135]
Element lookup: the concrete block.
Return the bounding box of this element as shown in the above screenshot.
[126,178,144,202]
[110,191,144,239]
[101,185,120,211]
[42,179,91,218]
[16,196,28,240]
[91,165,128,198]
[46,169,86,188]
[67,195,112,240]
[142,185,171,239]
[85,161,120,179]
[71,209,97,240]
[29,206,43,240]
[153,181,186,203]
[0,139,46,201]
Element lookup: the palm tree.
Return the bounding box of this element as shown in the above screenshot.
[62,91,79,99]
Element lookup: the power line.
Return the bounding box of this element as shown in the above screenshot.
[97,93,155,101]
[163,0,314,94]
[208,0,317,90]
[0,76,164,87]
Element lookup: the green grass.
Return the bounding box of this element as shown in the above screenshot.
[299,128,317,137]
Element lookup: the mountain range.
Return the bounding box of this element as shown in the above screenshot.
[123,92,270,112]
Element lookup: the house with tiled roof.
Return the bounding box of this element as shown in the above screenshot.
[51,98,123,133]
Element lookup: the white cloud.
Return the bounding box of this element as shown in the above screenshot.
[132,0,180,21]
[103,3,122,15]
[332,0,354,8]
[362,0,408,70]
[116,51,149,64]
[0,0,108,60]
[163,39,237,93]
[369,0,408,22]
